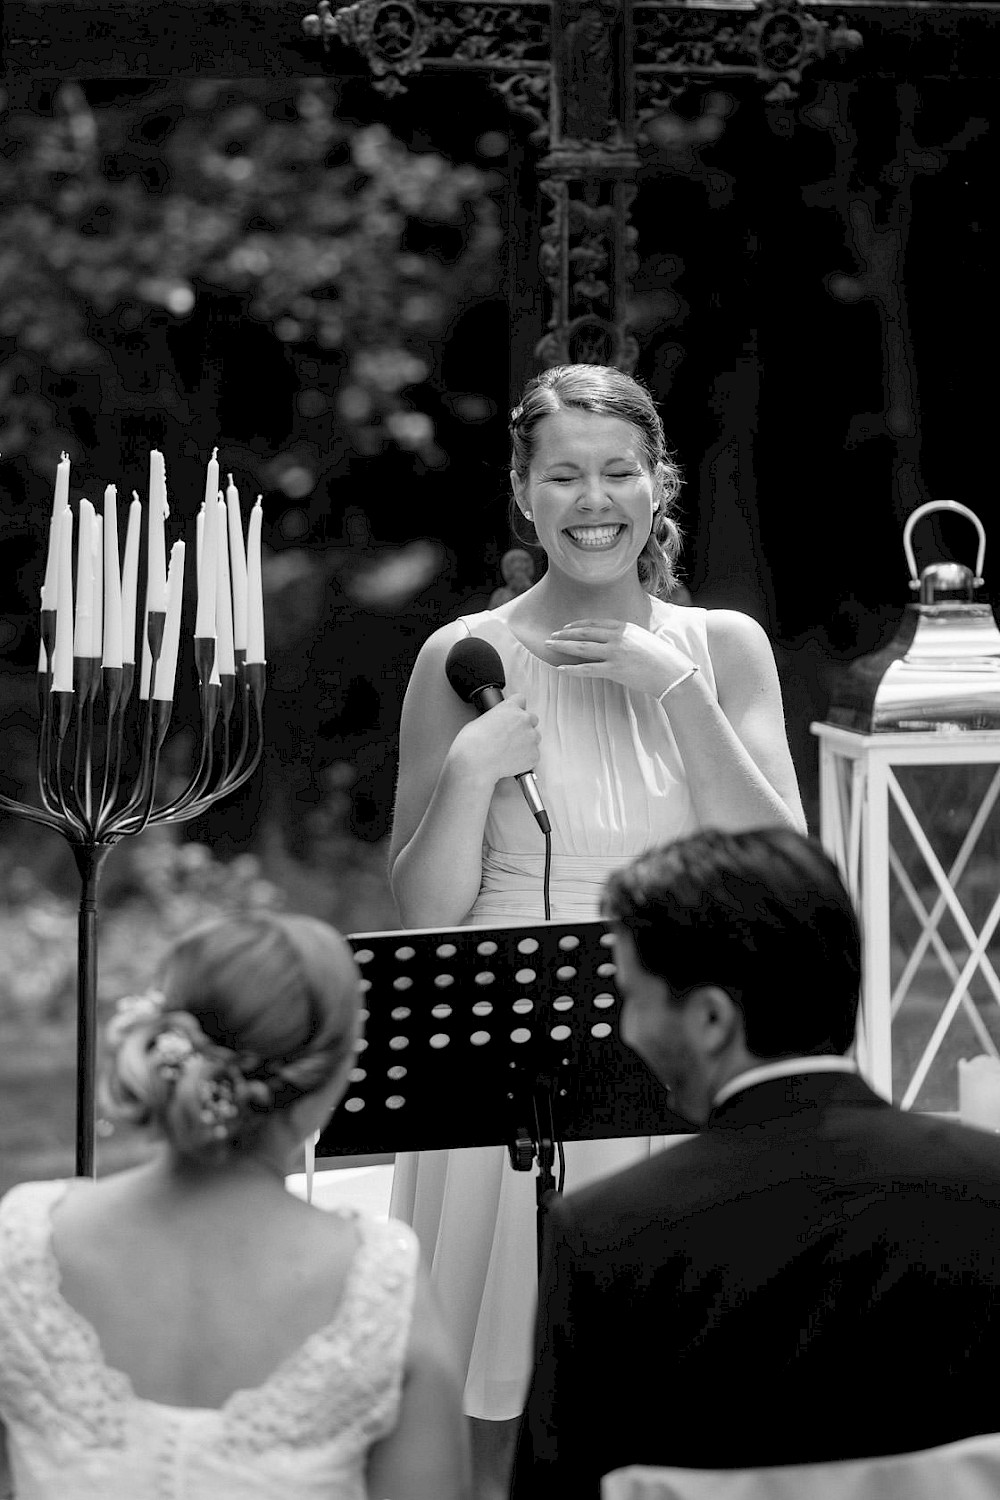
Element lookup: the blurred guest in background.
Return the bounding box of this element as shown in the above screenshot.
[514,827,1000,1496]
[0,912,469,1500]
[388,364,804,1493]
[488,546,536,606]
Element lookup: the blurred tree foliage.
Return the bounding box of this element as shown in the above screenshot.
[0,77,502,478]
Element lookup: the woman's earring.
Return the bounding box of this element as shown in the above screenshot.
[524,510,533,521]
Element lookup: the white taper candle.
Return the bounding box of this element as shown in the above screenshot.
[51,508,74,692]
[90,514,104,660]
[226,474,248,654]
[245,496,265,665]
[215,497,236,676]
[41,452,71,612]
[73,500,95,659]
[195,483,218,641]
[147,451,169,614]
[152,542,186,702]
[121,495,141,666]
[102,485,123,669]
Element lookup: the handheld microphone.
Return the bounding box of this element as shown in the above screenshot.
[445,637,551,834]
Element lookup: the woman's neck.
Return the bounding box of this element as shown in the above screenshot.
[132,1141,293,1198]
[518,569,653,629]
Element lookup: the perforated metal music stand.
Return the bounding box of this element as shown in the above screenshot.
[316,918,691,1268]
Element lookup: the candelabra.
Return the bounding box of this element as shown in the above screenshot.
[0,453,266,1176]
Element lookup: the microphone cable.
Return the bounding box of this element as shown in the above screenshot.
[542,825,551,921]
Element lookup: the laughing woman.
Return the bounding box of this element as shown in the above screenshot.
[387,363,805,1491]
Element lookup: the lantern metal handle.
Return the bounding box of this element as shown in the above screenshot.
[903,499,986,591]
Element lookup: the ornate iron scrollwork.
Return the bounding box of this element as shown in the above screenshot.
[301,0,864,370]
[633,0,862,119]
[302,0,551,106]
[302,0,429,93]
[535,173,640,372]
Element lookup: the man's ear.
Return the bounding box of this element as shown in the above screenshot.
[686,984,742,1057]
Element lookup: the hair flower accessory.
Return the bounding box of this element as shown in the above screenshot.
[107,988,167,1046]
[197,1075,241,1141]
[150,1028,197,1082]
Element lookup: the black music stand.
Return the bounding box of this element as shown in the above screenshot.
[317,918,692,1270]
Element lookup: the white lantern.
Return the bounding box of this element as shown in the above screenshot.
[813,501,1000,1113]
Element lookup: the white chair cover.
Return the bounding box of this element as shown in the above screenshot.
[602,1433,1000,1500]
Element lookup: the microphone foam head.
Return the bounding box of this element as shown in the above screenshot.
[445,637,506,702]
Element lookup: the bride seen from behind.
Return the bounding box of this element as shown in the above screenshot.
[0,911,470,1500]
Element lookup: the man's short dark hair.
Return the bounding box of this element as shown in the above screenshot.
[603,827,861,1057]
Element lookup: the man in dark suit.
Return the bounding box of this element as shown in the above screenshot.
[512,827,1000,1497]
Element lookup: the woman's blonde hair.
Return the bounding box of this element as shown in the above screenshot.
[509,364,684,598]
[103,912,361,1164]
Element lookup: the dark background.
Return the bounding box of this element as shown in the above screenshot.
[0,67,995,854]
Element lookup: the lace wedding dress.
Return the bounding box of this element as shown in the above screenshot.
[0,1179,418,1499]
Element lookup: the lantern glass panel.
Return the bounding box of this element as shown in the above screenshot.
[888,763,1000,1112]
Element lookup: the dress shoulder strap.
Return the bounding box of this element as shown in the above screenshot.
[650,601,717,697]
[456,610,494,636]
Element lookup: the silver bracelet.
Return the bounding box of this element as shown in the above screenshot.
[657,663,699,704]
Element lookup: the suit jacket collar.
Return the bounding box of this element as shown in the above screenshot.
[706,1068,890,1130]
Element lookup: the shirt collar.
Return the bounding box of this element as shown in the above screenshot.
[713,1055,858,1110]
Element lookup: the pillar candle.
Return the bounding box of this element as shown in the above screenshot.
[152,542,186,702]
[958,1056,1000,1132]
[51,508,74,692]
[90,514,104,660]
[226,474,248,654]
[73,500,95,658]
[215,497,236,676]
[245,496,265,665]
[120,494,141,666]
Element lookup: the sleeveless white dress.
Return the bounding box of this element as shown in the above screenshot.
[390,601,716,1420]
[0,1179,419,1499]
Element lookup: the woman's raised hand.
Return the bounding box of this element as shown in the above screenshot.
[545,619,697,698]
[450,693,541,784]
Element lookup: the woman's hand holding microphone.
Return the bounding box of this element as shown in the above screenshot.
[448,694,542,789]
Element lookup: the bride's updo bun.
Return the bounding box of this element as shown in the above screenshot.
[104,912,362,1162]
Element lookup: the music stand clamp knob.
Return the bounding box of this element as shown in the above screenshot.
[508,1129,535,1172]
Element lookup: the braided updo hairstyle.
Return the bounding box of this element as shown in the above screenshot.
[103,912,361,1164]
[509,364,684,598]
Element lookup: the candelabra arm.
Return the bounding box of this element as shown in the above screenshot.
[43,692,88,839]
[95,668,127,837]
[150,736,264,825]
[72,659,101,835]
[0,791,72,834]
[106,700,172,838]
[150,666,265,824]
[71,841,113,1178]
[37,663,56,813]
[146,681,219,823]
